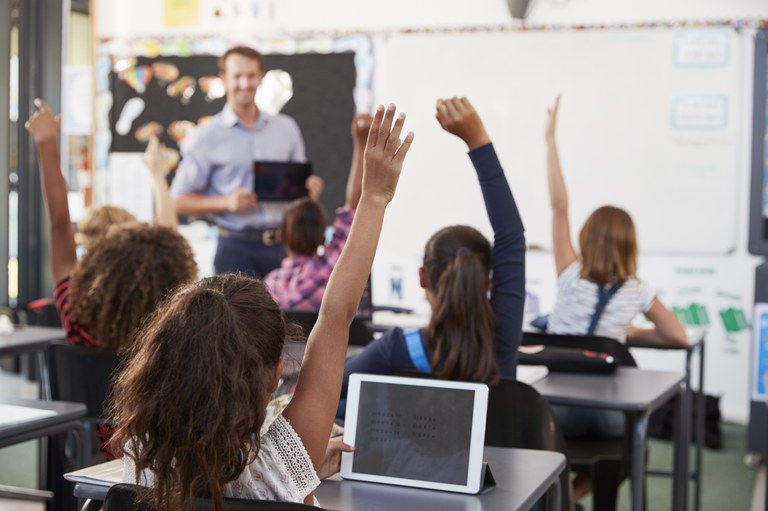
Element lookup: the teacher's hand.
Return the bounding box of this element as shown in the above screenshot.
[226,188,257,212]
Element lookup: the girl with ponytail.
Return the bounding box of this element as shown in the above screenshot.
[339,97,525,414]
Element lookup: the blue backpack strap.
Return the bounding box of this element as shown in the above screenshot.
[404,328,432,373]
[586,285,622,336]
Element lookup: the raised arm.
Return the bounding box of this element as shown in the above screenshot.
[144,135,178,228]
[436,97,526,378]
[545,95,577,275]
[628,298,688,348]
[283,104,413,470]
[345,114,372,210]
[25,99,77,283]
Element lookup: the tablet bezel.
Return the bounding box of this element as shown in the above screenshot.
[340,374,489,494]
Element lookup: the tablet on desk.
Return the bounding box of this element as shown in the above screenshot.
[253,161,312,201]
[341,374,489,494]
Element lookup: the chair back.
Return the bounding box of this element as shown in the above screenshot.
[522,331,637,367]
[103,483,322,510]
[284,311,374,346]
[47,342,120,421]
[485,378,571,510]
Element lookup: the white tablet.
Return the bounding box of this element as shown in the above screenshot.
[340,374,489,494]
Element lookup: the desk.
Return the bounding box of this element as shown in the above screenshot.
[0,397,89,503]
[0,326,66,399]
[629,327,706,511]
[532,368,685,511]
[71,448,566,511]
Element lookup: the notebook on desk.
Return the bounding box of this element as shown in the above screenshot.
[341,374,491,494]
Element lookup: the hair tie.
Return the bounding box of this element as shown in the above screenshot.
[455,247,471,257]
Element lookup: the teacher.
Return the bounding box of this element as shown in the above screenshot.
[171,45,323,277]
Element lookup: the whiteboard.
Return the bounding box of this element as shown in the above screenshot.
[372,28,746,257]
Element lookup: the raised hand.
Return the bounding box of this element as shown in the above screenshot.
[143,135,166,177]
[306,175,325,201]
[362,104,414,206]
[546,94,561,143]
[351,113,374,147]
[25,98,60,144]
[435,97,490,150]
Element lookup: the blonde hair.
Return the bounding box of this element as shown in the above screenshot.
[78,205,137,248]
[578,205,638,287]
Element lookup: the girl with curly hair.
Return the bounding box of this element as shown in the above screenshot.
[26,99,197,351]
[108,104,413,509]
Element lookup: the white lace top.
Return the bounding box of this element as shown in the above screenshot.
[122,414,321,504]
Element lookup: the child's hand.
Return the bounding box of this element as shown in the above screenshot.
[143,135,166,177]
[545,94,561,143]
[306,175,325,200]
[351,113,374,146]
[317,437,355,480]
[362,104,414,206]
[25,98,60,144]
[435,97,490,150]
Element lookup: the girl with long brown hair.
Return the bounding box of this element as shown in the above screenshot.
[544,95,686,349]
[339,97,526,415]
[109,105,413,509]
[543,95,687,502]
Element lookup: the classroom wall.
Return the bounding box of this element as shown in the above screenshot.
[97,0,768,36]
[93,0,768,423]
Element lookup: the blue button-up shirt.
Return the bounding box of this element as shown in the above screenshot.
[170,104,306,230]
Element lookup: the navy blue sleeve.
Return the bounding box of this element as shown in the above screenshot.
[340,327,414,400]
[468,143,526,379]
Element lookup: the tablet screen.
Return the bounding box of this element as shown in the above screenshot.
[253,161,312,201]
[342,375,488,493]
[352,380,475,484]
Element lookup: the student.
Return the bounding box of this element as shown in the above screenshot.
[109,104,413,508]
[264,114,371,312]
[77,135,177,250]
[339,97,525,415]
[25,99,197,350]
[543,95,687,348]
[543,95,687,501]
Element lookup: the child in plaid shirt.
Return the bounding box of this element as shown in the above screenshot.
[265,114,371,312]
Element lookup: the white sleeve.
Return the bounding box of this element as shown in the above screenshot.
[266,415,321,500]
[557,260,582,291]
[638,279,657,313]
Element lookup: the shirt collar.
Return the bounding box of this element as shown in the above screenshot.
[221,103,272,130]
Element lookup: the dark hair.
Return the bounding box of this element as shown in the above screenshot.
[423,225,499,384]
[69,223,197,349]
[218,46,264,74]
[281,198,328,256]
[579,205,638,287]
[110,274,287,511]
